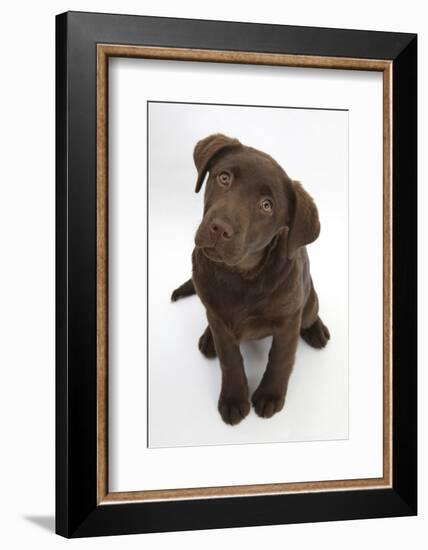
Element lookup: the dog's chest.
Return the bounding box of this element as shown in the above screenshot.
[195,269,289,341]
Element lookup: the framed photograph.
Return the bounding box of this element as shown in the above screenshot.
[56,11,417,538]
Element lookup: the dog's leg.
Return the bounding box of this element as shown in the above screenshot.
[208,315,250,426]
[198,325,217,358]
[252,313,301,418]
[301,316,330,349]
[171,278,196,302]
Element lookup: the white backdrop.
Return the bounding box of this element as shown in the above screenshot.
[147,101,349,448]
[108,58,383,492]
[0,1,425,549]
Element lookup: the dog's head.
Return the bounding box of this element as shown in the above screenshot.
[193,134,320,266]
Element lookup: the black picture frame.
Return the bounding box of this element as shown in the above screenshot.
[56,11,417,538]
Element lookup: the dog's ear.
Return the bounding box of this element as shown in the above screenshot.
[194,134,241,193]
[287,180,320,259]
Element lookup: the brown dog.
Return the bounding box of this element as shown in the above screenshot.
[172,134,330,425]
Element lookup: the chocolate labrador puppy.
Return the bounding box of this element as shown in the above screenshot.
[172,134,330,425]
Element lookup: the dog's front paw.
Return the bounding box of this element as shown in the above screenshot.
[218,395,250,426]
[251,387,285,419]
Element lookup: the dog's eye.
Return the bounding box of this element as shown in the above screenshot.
[217,171,232,187]
[260,198,273,213]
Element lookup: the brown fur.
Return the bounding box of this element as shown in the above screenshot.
[172,134,330,425]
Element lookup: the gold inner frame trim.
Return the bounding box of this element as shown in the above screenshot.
[96,44,393,505]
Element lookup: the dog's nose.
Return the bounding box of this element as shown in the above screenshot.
[209,218,234,242]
